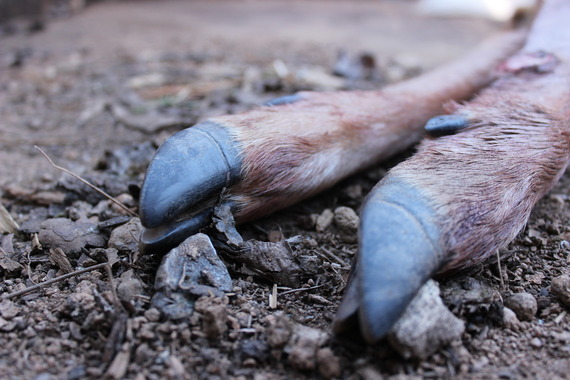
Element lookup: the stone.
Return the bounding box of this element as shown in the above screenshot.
[266,313,293,348]
[285,324,328,371]
[315,209,334,232]
[551,274,570,307]
[387,280,465,359]
[108,217,143,255]
[117,270,144,305]
[502,307,520,330]
[195,297,228,339]
[333,206,359,242]
[504,292,537,321]
[317,347,341,379]
[333,206,359,233]
[38,218,106,256]
[152,233,232,320]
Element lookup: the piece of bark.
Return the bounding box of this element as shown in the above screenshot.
[211,203,304,287]
[48,247,74,274]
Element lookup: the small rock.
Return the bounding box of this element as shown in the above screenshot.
[551,331,570,343]
[166,355,186,379]
[285,324,328,371]
[0,249,23,277]
[333,206,359,233]
[504,292,537,321]
[108,218,143,255]
[296,255,321,276]
[238,339,269,362]
[194,297,228,339]
[551,274,570,307]
[317,347,341,379]
[316,209,334,232]
[502,307,520,330]
[266,313,293,348]
[388,280,465,360]
[117,270,144,305]
[359,366,384,380]
[38,218,106,256]
[144,308,161,322]
[0,299,19,320]
[60,280,97,318]
[529,337,543,348]
[152,233,232,319]
[0,316,17,332]
[334,206,359,242]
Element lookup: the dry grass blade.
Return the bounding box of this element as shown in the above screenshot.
[0,200,20,234]
[34,146,138,217]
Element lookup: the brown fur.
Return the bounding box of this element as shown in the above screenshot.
[209,30,525,222]
[391,0,570,273]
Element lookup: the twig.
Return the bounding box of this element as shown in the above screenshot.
[279,284,324,296]
[2,262,109,300]
[320,247,348,267]
[34,146,138,217]
[105,264,122,311]
[496,250,505,291]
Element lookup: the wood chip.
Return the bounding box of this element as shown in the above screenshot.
[48,248,74,274]
[269,284,278,309]
[104,342,131,380]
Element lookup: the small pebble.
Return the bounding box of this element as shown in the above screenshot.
[144,308,161,322]
[315,209,334,232]
[317,348,341,379]
[333,206,359,243]
[194,297,228,339]
[285,324,328,371]
[117,270,144,305]
[38,218,106,255]
[333,206,359,233]
[266,314,293,348]
[0,299,19,320]
[504,292,537,321]
[551,274,570,307]
[502,307,520,330]
[108,217,143,255]
[529,337,543,348]
[388,280,465,359]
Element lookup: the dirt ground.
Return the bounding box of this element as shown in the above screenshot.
[1,1,569,379]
